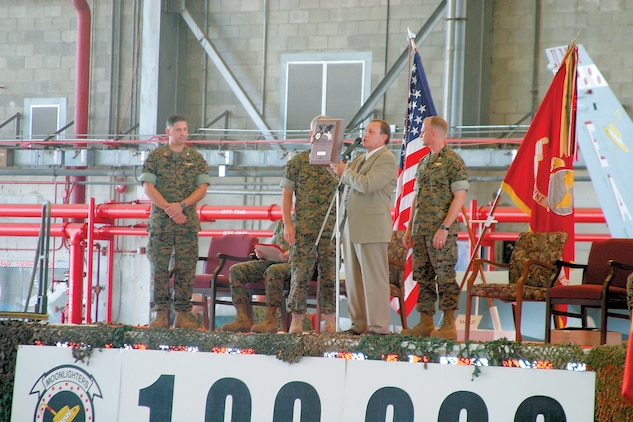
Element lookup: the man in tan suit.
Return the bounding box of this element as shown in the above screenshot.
[330,119,397,335]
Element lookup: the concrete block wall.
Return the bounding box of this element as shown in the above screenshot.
[1,0,631,138]
[184,0,447,132]
[0,1,140,139]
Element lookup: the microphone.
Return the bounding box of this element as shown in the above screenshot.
[340,137,362,162]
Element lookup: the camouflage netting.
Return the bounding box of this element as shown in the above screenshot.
[0,320,631,421]
[587,345,633,421]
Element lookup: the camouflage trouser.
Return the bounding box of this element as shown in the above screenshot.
[287,235,336,314]
[148,231,198,313]
[412,234,460,315]
[229,259,290,308]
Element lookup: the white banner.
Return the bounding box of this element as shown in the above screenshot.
[11,345,595,421]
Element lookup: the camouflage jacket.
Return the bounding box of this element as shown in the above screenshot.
[139,144,210,235]
[413,146,469,235]
[280,149,338,237]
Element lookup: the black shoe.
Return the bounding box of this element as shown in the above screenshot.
[341,327,363,335]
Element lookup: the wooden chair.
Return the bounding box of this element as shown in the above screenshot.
[189,234,258,330]
[545,238,633,345]
[465,231,568,342]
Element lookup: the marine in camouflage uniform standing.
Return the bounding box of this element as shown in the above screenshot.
[139,114,212,329]
[281,115,339,333]
[220,220,291,333]
[402,116,469,340]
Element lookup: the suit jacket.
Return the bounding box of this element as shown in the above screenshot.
[341,147,397,244]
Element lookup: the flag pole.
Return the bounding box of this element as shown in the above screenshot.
[459,188,503,288]
[407,28,416,50]
[459,205,493,301]
[395,28,439,317]
[459,188,505,331]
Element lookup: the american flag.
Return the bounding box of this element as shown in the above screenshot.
[391,46,437,316]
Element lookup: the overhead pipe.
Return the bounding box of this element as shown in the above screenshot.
[0,223,273,239]
[73,0,91,139]
[472,206,606,224]
[478,232,611,243]
[443,0,456,126]
[71,0,92,217]
[0,204,91,219]
[0,224,70,237]
[0,200,611,326]
[0,203,606,224]
[95,227,275,238]
[94,203,285,222]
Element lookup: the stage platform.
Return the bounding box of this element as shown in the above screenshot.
[0,320,631,421]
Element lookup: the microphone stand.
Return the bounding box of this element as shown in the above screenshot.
[333,166,346,332]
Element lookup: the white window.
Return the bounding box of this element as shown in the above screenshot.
[23,98,67,140]
[280,52,372,137]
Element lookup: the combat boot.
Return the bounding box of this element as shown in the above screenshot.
[430,310,457,340]
[219,304,252,332]
[251,306,278,333]
[289,312,304,334]
[400,314,435,337]
[173,311,201,329]
[149,310,170,329]
[322,313,336,333]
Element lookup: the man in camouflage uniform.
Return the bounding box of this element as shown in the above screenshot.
[402,116,469,340]
[280,115,339,333]
[139,114,212,329]
[220,220,291,333]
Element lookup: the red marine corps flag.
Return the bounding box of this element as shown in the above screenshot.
[500,43,578,272]
[392,32,437,316]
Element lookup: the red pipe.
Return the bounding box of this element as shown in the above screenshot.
[95,202,151,220]
[0,223,274,239]
[106,238,114,322]
[0,200,612,325]
[95,203,284,222]
[0,203,607,223]
[71,0,91,216]
[73,0,90,138]
[472,206,606,224]
[85,197,95,323]
[63,224,86,324]
[0,204,89,219]
[96,227,276,238]
[476,232,612,242]
[197,204,283,222]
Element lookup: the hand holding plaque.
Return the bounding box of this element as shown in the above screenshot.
[309,118,346,166]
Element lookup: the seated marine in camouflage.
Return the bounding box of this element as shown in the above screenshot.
[220,221,290,333]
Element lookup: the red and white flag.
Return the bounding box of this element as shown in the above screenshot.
[500,43,577,272]
[500,43,578,338]
[391,37,437,316]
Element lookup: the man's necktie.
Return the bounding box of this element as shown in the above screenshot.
[356,157,366,172]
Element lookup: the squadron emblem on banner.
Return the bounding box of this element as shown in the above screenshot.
[29,364,102,422]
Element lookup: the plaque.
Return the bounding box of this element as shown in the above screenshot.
[309,118,346,166]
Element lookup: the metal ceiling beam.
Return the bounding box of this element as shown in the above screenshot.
[346,0,447,132]
[178,6,277,143]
